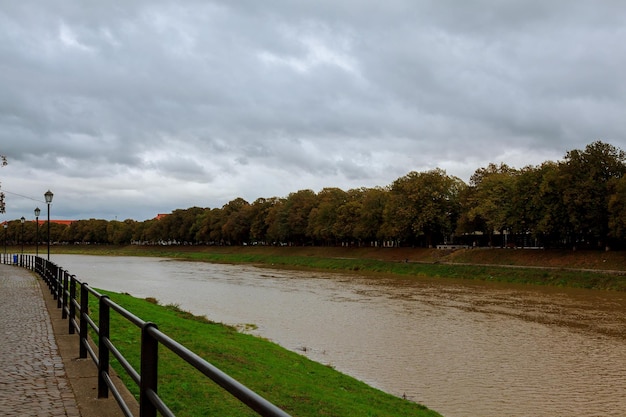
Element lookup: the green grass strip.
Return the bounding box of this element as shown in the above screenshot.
[90,289,442,417]
[182,252,626,291]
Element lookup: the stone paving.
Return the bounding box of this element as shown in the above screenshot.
[0,264,81,416]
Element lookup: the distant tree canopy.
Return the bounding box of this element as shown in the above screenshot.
[6,141,626,250]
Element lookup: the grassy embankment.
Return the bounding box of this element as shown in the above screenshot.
[89,289,441,417]
[51,244,626,291]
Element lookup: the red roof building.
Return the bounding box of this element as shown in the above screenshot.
[32,220,76,226]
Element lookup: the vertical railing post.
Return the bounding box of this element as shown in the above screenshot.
[56,266,63,308]
[79,283,89,359]
[43,261,49,287]
[52,265,58,300]
[62,271,69,319]
[140,322,159,417]
[98,296,111,398]
[69,277,77,335]
[49,264,55,296]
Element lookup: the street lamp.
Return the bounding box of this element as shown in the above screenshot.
[20,216,25,256]
[45,190,53,261]
[34,207,41,256]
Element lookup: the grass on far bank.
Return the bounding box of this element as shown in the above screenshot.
[49,244,626,291]
[89,289,441,417]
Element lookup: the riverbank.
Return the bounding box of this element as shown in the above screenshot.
[92,288,441,417]
[37,245,626,291]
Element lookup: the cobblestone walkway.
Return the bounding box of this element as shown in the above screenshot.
[0,264,81,416]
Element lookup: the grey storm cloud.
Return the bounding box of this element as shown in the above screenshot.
[1,0,626,220]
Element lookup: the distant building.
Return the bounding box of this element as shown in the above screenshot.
[1,220,75,226]
[51,220,75,226]
[155,213,169,220]
[33,220,76,226]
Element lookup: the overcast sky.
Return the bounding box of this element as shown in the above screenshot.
[1,1,625,221]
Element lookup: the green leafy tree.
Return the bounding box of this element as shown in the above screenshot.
[334,188,368,245]
[283,189,317,244]
[459,163,517,246]
[560,141,626,249]
[199,208,227,244]
[248,197,280,243]
[511,163,557,247]
[609,175,626,241]
[63,220,85,243]
[221,198,252,245]
[136,219,159,243]
[265,198,288,243]
[106,219,136,244]
[90,219,109,243]
[307,188,347,245]
[353,187,388,245]
[383,169,465,247]
[529,162,571,247]
[166,207,205,243]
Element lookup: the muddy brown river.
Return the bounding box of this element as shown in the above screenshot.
[53,255,626,417]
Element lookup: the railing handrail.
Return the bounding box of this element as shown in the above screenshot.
[8,253,291,417]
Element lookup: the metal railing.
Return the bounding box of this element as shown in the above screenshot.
[12,254,291,417]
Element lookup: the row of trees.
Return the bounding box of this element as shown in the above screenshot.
[4,141,626,250]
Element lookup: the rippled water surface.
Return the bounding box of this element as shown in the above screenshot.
[53,255,626,417]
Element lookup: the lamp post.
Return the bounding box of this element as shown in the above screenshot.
[35,207,41,256]
[45,190,53,261]
[20,216,25,257]
[3,223,7,262]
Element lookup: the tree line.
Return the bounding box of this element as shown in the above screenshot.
[4,141,626,250]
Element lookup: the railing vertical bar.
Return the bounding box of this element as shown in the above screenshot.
[53,264,58,300]
[49,264,55,296]
[98,296,111,398]
[69,276,77,334]
[56,266,63,307]
[140,322,159,417]
[62,271,69,319]
[79,283,89,359]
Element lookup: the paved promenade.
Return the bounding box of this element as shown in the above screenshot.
[0,264,81,416]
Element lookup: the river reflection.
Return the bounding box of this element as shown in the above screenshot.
[53,255,626,417]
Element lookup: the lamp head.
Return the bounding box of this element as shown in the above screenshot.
[44,190,54,204]
[35,207,41,217]
[20,216,25,223]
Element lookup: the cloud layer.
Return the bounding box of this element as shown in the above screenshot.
[2,1,625,220]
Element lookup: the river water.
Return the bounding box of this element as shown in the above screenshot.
[52,255,626,417]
